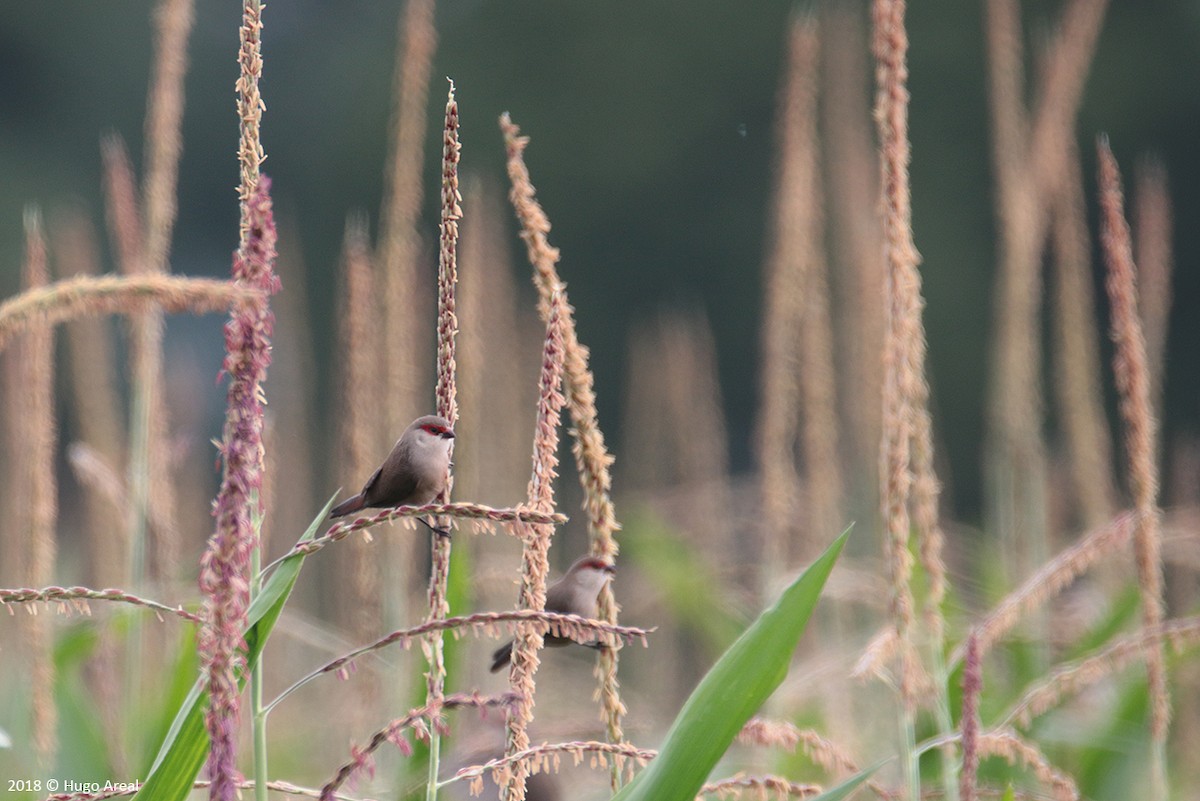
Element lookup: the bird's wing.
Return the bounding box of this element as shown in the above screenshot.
[543,579,572,614]
[359,466,383,498]
[364,459,420,507]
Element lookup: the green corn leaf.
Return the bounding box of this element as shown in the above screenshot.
[611,526,850,801]
[807,766,879,801]
[133,494,336,801]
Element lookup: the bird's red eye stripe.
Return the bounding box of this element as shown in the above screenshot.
[423,424,441,434]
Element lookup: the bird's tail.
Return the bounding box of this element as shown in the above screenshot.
[330,493,365,519]
[489,640,513,673]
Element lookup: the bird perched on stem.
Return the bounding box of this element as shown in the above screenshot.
[490,555,616,672]
[330,415,455,529]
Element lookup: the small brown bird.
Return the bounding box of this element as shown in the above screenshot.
[489,555,616,673]
[330,414,455,519]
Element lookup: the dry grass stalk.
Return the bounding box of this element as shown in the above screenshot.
[1051,141,1117,529]
[983,0,1043,574]
[755,23,805,579]
[976,729,1078,801]
[53,210,128,585]
[984,0,1109,573]
[872,0,922,714]
[379,0,437,443]
[739,718,858,776]
[1025,0,1109,187]
[698,775,823,799]
[337,215,378,493]
[376,0,437,650]
[68,443,126,521]
[20,209,59,765]
[127,0,196,585]
[821,4,884,516]
[101,135,144,279]
[278,609,649,705]
[458,740,655,794]
[504,290,567,801]
[788,22,844,555]
[236,0,265,234]
[0,342,20,576]
[112,274,176,582]
[983,0,1026,199]
[910,399,947,646]
[1097,138,1170,796]
[757,14,837,574]
[0,274,259,354]
[1003,616,1200,728]
[1133,158,1173,419]
[320,692,516,801]
[142,0,194,275]
[335,215,382,726]
[0,586,202,624]
[951,512,1133,665]
[737,717,897,799]
[424,85,461,770]
[265,503,566,569]
[657,312,733,559]
[501,112,626,756]
[53,211,130,774]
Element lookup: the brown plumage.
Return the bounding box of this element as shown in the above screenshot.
[330,414,455,518]
[489,555,616,673]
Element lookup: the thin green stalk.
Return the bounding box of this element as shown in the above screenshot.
[251,498,267,801]
[901,706,919,801]
[930,647,959,801]
[426,726,441,801]
[123,384,150,759]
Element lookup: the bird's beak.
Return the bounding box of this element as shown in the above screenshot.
[602,563,616,576]
[442,430,456,439]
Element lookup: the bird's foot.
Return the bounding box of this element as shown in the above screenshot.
[419,517,452,539]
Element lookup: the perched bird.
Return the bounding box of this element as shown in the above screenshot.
[489,555,616,673]
[330,414,455,519]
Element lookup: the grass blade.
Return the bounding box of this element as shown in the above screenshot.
[612,527,850,801]
[133,494,336,800]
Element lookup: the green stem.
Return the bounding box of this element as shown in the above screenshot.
[901,702,919,801]
[123,369,150,757]
[251,502,268,801]
[930,647,959,801]
[425,726,441,801]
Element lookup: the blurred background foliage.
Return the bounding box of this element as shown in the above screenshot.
[2,0,1197,525]
[2,1,1200,798]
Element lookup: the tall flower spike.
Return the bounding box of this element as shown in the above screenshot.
[199,177,280,801]
[1097,137,1169,801]
[501,113,627,765]
[422,83,460,796]
[757,14,814,584]
[959,631,982,801]
[21,208,58,766]
[336,215,382,729]
[503,289,568,801]
[380,0,437,444]
[872,0,919,713]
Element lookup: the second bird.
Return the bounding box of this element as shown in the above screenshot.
[490,555,616,672]
[330,414,455,518]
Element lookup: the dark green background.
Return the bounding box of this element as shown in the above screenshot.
[1,0,1196,521]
